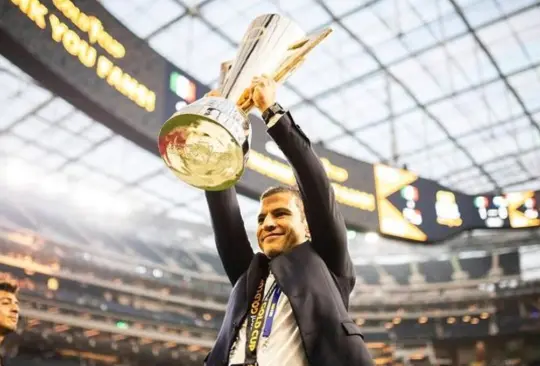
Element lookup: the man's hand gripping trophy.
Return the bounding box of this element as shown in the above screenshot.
[206,74,277,114]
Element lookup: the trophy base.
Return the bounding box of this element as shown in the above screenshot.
[158,103,248,191]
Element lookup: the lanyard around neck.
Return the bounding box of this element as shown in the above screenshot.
[243,276,281,365]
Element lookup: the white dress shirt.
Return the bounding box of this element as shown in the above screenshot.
[228,272,308,366]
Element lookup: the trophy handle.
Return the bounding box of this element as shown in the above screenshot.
[273,28,333,83]
[238,27,332,113]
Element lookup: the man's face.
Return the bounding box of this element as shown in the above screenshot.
[257,192,308,258]
[0,291,19,333]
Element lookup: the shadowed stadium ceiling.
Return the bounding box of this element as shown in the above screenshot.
[1,0,539,257]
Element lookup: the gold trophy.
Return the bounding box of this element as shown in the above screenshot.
[158,14,332,191]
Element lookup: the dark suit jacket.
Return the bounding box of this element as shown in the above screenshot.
[204,112,373,366]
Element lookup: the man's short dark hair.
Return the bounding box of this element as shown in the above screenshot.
[260,185,301,201]
[0,281,18,294]
[260,185,305,220]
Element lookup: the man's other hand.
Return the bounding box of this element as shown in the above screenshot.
[237,87,253,111]
[252,75,276,113]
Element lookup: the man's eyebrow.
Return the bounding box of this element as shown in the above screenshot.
[272,207,292,214]
[259,207,291,215]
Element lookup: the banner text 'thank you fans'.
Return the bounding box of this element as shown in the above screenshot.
[10,0,156,112]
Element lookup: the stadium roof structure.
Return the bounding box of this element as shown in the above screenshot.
[0,0,539,259]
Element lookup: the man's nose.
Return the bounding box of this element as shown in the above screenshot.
[263,215,276,230]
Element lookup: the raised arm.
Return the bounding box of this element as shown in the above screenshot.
[205,188,254,285]
[266,112,353,278]
[249,76,352,277]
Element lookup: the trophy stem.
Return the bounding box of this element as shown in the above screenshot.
[219,61,233,91]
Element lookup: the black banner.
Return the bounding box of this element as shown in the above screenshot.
[0,0,207,152]
[1,0,538,243]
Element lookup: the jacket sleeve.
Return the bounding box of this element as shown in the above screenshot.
[205,188,254,285]
[266,112,354,278]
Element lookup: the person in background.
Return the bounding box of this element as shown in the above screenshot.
[203,75,373,366]
[0,275,19,366]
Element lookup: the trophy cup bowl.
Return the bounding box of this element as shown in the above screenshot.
[158,14,332,191]
[158,96,251,191]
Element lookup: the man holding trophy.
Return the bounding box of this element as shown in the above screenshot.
[159,14,373,366]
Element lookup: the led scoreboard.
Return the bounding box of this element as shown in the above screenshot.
[374,164,540,243]
[375,164,470,242]
[473,191,540,229]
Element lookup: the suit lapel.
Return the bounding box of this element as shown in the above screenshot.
[245,253,269,301]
